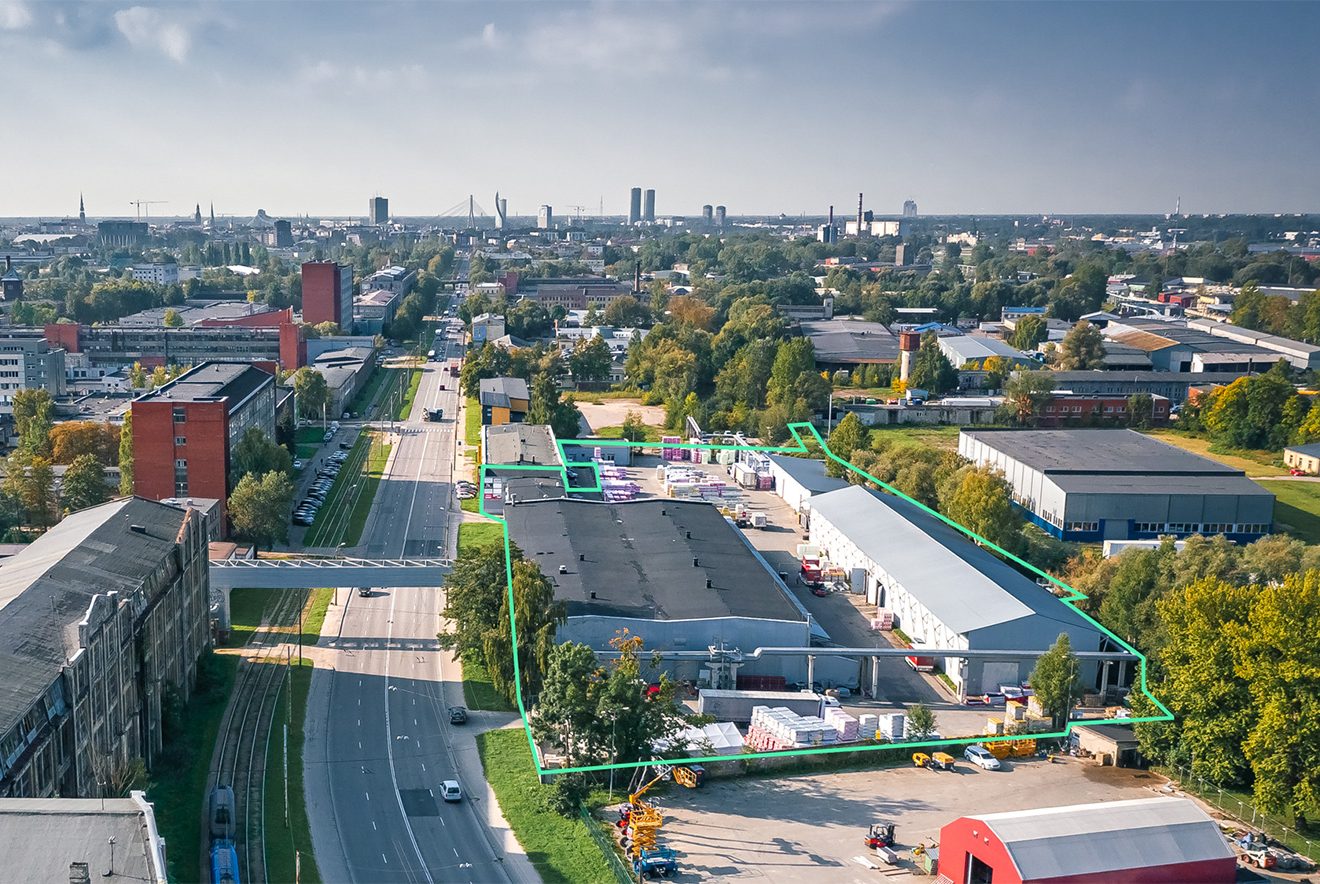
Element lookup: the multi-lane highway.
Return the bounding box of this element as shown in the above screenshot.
[305,297,518,883]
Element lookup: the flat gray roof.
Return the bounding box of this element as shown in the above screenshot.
[0,499,190,734]
[503,499,803,623]
[479,376,529,408]
[1051,473,1274,499]
[0,795,165,882]
[799,318,899,363]
[961,429,1239,476]
[134,361,272,410]
[809,485,1097,638]
[766,454,850,496]
[485,423,560,467]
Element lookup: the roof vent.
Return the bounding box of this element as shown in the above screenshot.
[579,553,585,561]
[692,557,699,567]
[589,591,597,600]
[706,578,713,589]
[130,525,147,535]
[686,531,692,540]
[558,564,568,574]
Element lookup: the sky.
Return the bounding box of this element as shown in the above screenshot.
[2,0,1318,219]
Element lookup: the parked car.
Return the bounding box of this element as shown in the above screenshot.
[292,459,304,471]
[440,780,462,802]
[964,745,1002,770]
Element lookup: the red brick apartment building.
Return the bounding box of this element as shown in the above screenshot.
[301,261,354,329]
[131,362,277,531]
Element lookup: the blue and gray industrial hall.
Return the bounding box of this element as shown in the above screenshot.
[958,428,1275,542]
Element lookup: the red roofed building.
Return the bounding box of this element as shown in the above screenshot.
[937,797,1236,884]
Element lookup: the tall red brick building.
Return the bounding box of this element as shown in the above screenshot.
[301,261,354,330]
[131,362,277,531]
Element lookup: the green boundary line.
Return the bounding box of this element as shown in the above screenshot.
[474,422,1173,776]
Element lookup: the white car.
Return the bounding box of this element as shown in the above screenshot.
[964,745,1002,770]
[440,779,462,802]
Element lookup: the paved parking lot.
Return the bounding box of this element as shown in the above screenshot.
[647,758,1171,883]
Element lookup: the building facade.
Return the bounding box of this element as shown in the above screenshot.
[368,196,389,225]
[0,333,66,409]
[130,264,179,286]
[301,261,354,329]
[0,498,211,798]
[478,376,529,425]
[40,321,304,373]
[131,362,277,529]
[959,429,1275,542]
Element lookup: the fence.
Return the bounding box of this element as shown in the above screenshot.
[1169,764,1316,859]
[578,803,636,884]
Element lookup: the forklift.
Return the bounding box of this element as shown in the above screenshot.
[862,821,896,850]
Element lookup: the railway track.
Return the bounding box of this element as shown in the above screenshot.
[207,588,303,884]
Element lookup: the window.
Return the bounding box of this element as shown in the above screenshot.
[174,436,186,446]
[174,459,187,468]
[172,407,187,423]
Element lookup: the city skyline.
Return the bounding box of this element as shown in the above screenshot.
[1,0,1318,216]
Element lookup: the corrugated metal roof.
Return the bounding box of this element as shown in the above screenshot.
[766,455,850,496]
[974,797,1234,880]
[961,429,1239,475]
[808,486,1094,638]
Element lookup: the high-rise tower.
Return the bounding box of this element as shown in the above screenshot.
[643,189,655,223]
[628,187,642,225]
[79,193,85,224]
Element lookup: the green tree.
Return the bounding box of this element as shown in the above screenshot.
[1058,321,1106,370]
[906,703,938,740]
[908,332,958,395]
[438,539,515,664]
[1230,281,1265,329]
[1011,314,1048,351]
[825,412,868,475]
[602,294,651,328]
[619,410,648,443]
[12,388,53,457]
[485,559,566,703]
[119,410,134,495]
[162,308,184,327]
[61,453,110,513]
[1029,634,1085,730]
[938,466,1023,554]
[1002,370,1055,425]
[767,338,817,406]
[313,321,340,337]
[129,362,147,389]
[3,452,55,529]
[231,427,293,487]
[1126,392,1155,428]
[227,470,293,549]
[568,336,612,386]
[293,367,330,421]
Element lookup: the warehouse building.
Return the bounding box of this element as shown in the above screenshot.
[765,454,849,514]
[0,498,212,798]
[1103,317,1305,373]
[937,798,1236,884]
[503,497,831,685]
[0,793,168,883]
[1043,370,1247,406]
[798,317,898,372]
[807,485,1120,696]
[959,428,1275,542]
[938,334,1031,368]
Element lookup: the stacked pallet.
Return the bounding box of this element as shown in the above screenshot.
[858,714,879,740]
[825,707,859,742]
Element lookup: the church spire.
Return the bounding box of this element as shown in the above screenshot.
[79,193,85,223]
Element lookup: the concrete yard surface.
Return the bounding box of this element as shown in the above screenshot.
[650,758,1171,882]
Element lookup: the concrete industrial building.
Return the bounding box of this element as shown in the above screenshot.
[131,362,277,528]
[310,347,375,416]
[807,485,1118,696]
[959,429,1274,542]
[301,261,354,330]
[799,318,899,371]
[764,454,848,515]
[937,798,1236,884]
[478,376,530,426]
[352,289,401,334]
[1042,370,1249,406]
[503,498,812,683]
[0,793,169,882]
[360,265,415,296]
[1103,317,1319,372]
[0,498,211,798]
[40,316,305,373]
[938,334,1031,368]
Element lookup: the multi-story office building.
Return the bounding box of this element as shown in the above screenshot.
[131,362,277,528]
[301,261,354,330]
[130,263,179,286]
[352,290,401,334]
[368,196,389,226]
[537,205,553,230]
[643,189,656,223]
[360,265,415,296]
[273,219,294,248]
[0,333,66,409]
[628,187,642,225]
[41,315,304,373]
[0,497,211,797]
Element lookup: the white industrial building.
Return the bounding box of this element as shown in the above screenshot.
[765,454,849,515]
[807,485,1120,696]
[937,334,1030,368]
[130,263,179,285]
[958,429,1275,542]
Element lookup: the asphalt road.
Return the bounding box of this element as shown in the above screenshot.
[308,314,510,883]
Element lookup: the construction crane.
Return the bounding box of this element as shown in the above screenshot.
[130,200,167,220]
[566,204,587,223]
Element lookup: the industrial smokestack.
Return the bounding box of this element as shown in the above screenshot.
[634,261,641,294]
[857,192,864,232]
[828,205,834,226]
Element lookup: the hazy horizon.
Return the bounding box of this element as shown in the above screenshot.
[2,0,1317,217]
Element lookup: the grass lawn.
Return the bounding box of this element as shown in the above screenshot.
[295,444,319,460]
[341,437,392,546]
[460,495,481,513]
[866,424,962,451]
[477,729,619,884]
[1144,429,1287,477]
[303,433,378,547]
[299,588,334,644]
[461,658,516,712]
[224,587,270,648]
[264,660,322,884]
[398,368,423,420]
[295,426,325,445]
[567,390,642,403]
[146,654,241,883]
[465,396,482,448]
[593,425,664,443]
[458,520,504,553]
[1266,481,1320,544]
[348,364,391,416]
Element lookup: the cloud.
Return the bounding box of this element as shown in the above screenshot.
[297,59,427,90]
[480,22,502,49]
[0,1,32,30]
[114,5,191,62]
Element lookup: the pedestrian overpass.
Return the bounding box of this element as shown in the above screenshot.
[209,557,453,626]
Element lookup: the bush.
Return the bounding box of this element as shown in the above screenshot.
[547,772,591,818]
